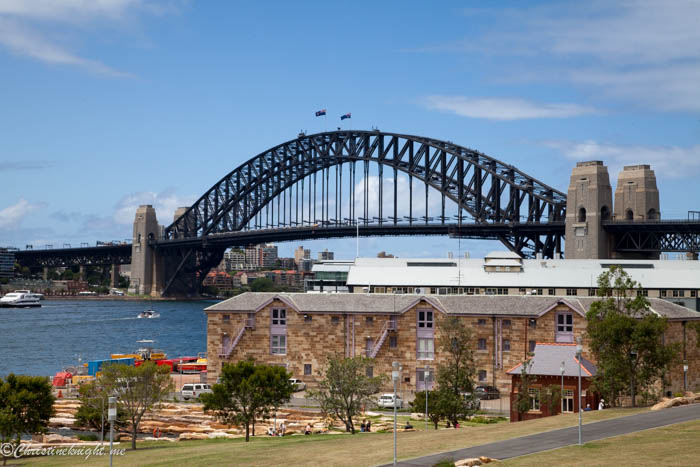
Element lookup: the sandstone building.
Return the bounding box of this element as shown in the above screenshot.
[205,293,700,397]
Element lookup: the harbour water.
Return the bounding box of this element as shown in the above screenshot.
[0,299,212,377]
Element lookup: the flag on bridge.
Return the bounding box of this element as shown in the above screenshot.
[315,109,326,117]
[340,113,351,120]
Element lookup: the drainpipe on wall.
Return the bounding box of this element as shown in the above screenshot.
[492,316,497,388]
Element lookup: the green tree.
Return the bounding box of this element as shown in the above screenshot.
[74,381,126,432]
[410,390,443,429]
[541,384,562,414]
[100,362,173,450]
[586,266,679,407]
[308,355,384,433]
[0,374,54,466]
[514,358,536,421]
[250,277,279,292]
[435,316,478,425]
[201,361,294,442]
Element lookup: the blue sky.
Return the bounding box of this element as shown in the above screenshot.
[1,0,699,259]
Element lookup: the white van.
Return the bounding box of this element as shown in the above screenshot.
[181,383,212,400]
[377,393,403,408]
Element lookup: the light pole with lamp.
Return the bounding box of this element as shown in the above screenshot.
[425,366,430,431]
[576,337,583,446]
[392,361,401,466]
[683,360,689,392]
[560,361,565,413]
[108,396,117,467]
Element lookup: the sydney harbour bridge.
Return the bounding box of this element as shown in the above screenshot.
[13,130,700,296]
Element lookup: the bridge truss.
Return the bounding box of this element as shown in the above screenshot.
[157,130,568,295]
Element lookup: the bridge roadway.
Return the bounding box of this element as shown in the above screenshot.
[13,218,700,269]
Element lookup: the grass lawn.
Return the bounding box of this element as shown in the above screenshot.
[9,408,648,467]
[503,419,700,467]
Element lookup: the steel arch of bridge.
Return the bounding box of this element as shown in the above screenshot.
[164,130,566,251]
[157,130,567,296]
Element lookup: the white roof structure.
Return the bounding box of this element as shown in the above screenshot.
[346,255,700,289]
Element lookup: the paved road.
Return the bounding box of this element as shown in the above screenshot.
[385,404,700,466]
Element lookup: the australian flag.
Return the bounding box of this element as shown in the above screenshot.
[340,113,351,120]
[315,109,326,117]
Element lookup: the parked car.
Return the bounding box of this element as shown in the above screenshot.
[475,386,500,400]
[181,383,212,400]
[377,393,403,409]
[289,378,306,391]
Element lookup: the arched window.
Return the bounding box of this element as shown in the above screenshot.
[626,209,634,220]
[647,208,657,220]
[600,206,610,221]
[578,207,587,222]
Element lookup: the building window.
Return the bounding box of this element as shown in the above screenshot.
[478,370,487,382]
[477,318,487,326]
[331,316,340,324]
[562,389,574,413]
[389,335,398,348]
[637,290,649,297]
[556,312,574,343]
[271,335,286,355]
[566,288,578,296]
[503,339,511,351]
[519,288,527,295]
[304,364,312,376]
[535,288,543,295]
[528,388,540,411]
[366,366,373,378]
[418,310,434,328]
[673,289,685,297]
[692,290,697,298]
[417,338,434,359]
[588,288,598,296]
[272,308,286,325]
[467,288,476,295]
[529,340,536,352]
[478,338,487,350]
[548,288,555,295]
[416,368,433,391]
[660,290,667,297]
[502,319,511,328]
[304,314,312,322]
[529,319,537,329]
[366,316,374,324]
[222,314,230,322]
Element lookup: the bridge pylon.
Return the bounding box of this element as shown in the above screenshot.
[128,205,164,297]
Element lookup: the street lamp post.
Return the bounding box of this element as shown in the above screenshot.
[683,360,689,392]
[425,367,430,431]
[108,396,117,467]
[392,361,401,466]
[560,361,565,414]
[576,338,583,446]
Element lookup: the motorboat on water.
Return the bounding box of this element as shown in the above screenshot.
[137,310,160,319]
[0,291,41,308]
[14,289,44,300]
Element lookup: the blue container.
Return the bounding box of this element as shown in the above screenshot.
[87,357,135,376]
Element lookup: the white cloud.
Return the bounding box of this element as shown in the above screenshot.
[0,17,133,77]
[433,1,700,112]
[0,159,54,171]
[0,0,177,76]
[422,96,598,121]
[541,140,700,180]
[112,188,197,226]
[0,199,47,230]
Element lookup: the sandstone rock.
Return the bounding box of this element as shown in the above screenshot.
[207,432,239,439]
[455,458,482,466]
[479,456,495,463]
[651,398,681,411]
[44,433,78,444]
[411,413,426,419]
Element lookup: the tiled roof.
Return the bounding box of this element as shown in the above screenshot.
[506,343,597,377]
[205,293,700,320]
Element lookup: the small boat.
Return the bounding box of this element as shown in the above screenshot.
[137,310,160,319]
[179,352,208,373]
[0,291,41,308]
